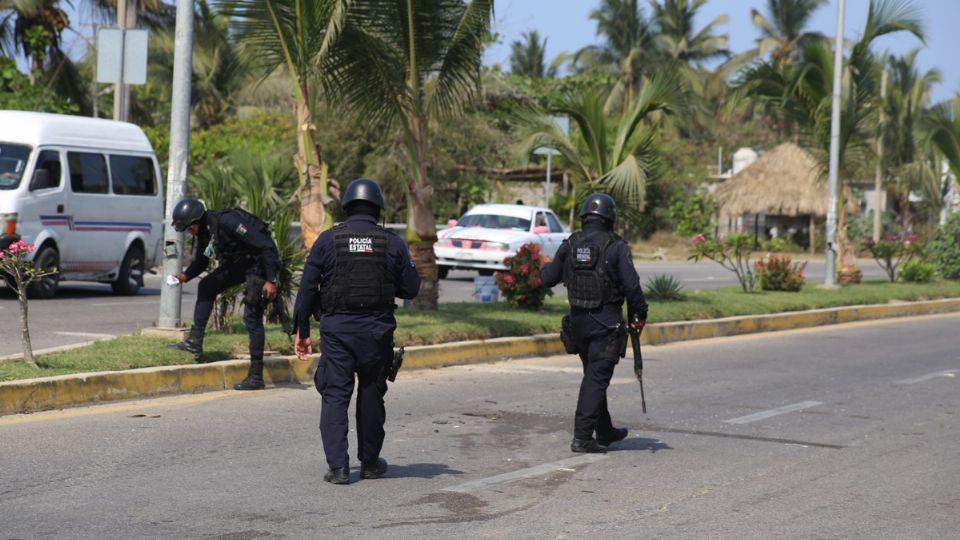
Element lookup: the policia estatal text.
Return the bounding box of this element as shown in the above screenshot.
[540,193,648,453]
[293,178,421,485]
[168,199,280,391]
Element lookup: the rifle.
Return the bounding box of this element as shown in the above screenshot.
[629,315,647,414]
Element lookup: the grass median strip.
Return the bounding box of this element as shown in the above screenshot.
[3,280,960,382]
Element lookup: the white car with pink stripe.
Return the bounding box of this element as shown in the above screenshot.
[0,111,164,298]
[434,204,569,278]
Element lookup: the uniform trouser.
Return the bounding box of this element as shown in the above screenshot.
[574,332,621,440]
[315,330,392,470]
[193,264,265,361]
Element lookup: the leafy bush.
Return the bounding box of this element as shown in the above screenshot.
[668,193,716,237]
[495,244,552,310]
[645,274,685,301]
[898,259,936,283]
[755,256,807,292]
[688,233,757,292]
[931,213,960,280]
[760,237,804,253]
[863,233,921,282]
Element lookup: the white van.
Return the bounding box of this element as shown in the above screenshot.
[0,111,164,298]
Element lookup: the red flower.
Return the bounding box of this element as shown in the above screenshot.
[692,233,706,246]
[519,264,530,275]
[503,274,514,284]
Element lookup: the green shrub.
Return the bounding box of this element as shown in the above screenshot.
[689,233,757,292]
[899,259,936,283]
[668,193,716,238]
[931,213,960,280]
[755,256,807,292]
[645,274,685,301]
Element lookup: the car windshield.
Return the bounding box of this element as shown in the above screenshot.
[0,143,32,190]
[459,213,531,231]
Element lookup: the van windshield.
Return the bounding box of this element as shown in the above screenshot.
[458,213,531,231]
[0,143,31,190]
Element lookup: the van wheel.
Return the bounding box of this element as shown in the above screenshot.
[112,245,145,295]
[438,266,450,280]
[27,247,60,299]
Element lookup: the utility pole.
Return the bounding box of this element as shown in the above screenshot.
[113,0,127,121]
[157,0,195,329]
[824,0,845,287]
[873,68,888,242]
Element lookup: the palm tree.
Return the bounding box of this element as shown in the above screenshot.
[882,49,941,229]
[751,0,828,64]
[509,30,554,79]
[231,0,350,251]
[650,0,730,65]
[321,0,494,311]
[929,95,960,180]
[517,73,681,226]
[739,0,924,278]
[570,0,658,116]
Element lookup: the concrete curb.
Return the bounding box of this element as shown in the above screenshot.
[3,297,960,416]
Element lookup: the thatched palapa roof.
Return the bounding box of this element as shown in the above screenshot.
[714,142,857,219]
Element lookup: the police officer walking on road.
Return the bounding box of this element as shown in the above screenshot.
[293,178,421,485]
[168,198,281,391]
[540,193,648,453]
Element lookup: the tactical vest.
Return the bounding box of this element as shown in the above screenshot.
[320,223,396,314]
[208,209,269,261]
[562,230,623,309]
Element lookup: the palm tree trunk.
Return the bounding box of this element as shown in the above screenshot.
[294,91,333,250]
[404,115,439,310]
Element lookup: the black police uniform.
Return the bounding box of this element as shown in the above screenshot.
[293,214,421,473]
[182,209,281,363]
[541,218,648,444]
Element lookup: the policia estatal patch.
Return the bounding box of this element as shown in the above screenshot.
[349,236,374,253]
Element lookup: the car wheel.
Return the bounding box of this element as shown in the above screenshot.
[438,266,450,280]
[27,246,60,299]
[478,269,494,277]
[111,244,145,295]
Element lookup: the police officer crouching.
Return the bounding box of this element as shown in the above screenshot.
[168,198,281,391]
[540,193,648,453]
[293,178,421,485]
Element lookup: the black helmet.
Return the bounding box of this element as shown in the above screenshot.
[171,198,206,232]
[341,178,385,210]
[579,192,617,223]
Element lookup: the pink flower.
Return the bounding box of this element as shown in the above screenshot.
[692,233,706,246]
[503,274,514,284]
[520,264,530,276]
[8,243,20,254]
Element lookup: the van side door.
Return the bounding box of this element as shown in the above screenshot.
[63,151,116,273]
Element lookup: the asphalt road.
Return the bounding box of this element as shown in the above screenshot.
[0,259,887,357]
[1,314,957,538]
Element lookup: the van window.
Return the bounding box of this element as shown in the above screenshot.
[110,155,156,196]
[32,150,62,190]
[68,152,109,194]
[547,212,564,233]
[0,143,31,190]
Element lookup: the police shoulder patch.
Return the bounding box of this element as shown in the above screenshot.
[236,223,248,236]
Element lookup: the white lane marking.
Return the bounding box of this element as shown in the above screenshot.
[724,401,823,425]
[443,454,607,493]
[450,365,582,375]
[895,370,958,385]
[89,300,157,306]
[55,331,116,339]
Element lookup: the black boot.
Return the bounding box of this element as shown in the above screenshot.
[168,327,204,359]
[597,427,628,447]
[324,468,350,485]
[234,359,265,391]
[571,438,607,453]
[361,458,388,479]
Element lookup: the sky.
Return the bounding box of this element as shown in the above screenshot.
[483,0,960,104]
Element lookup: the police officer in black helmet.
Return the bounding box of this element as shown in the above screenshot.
[168,198,281,391]
[293,178,421,485]
[540,193,648,453]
